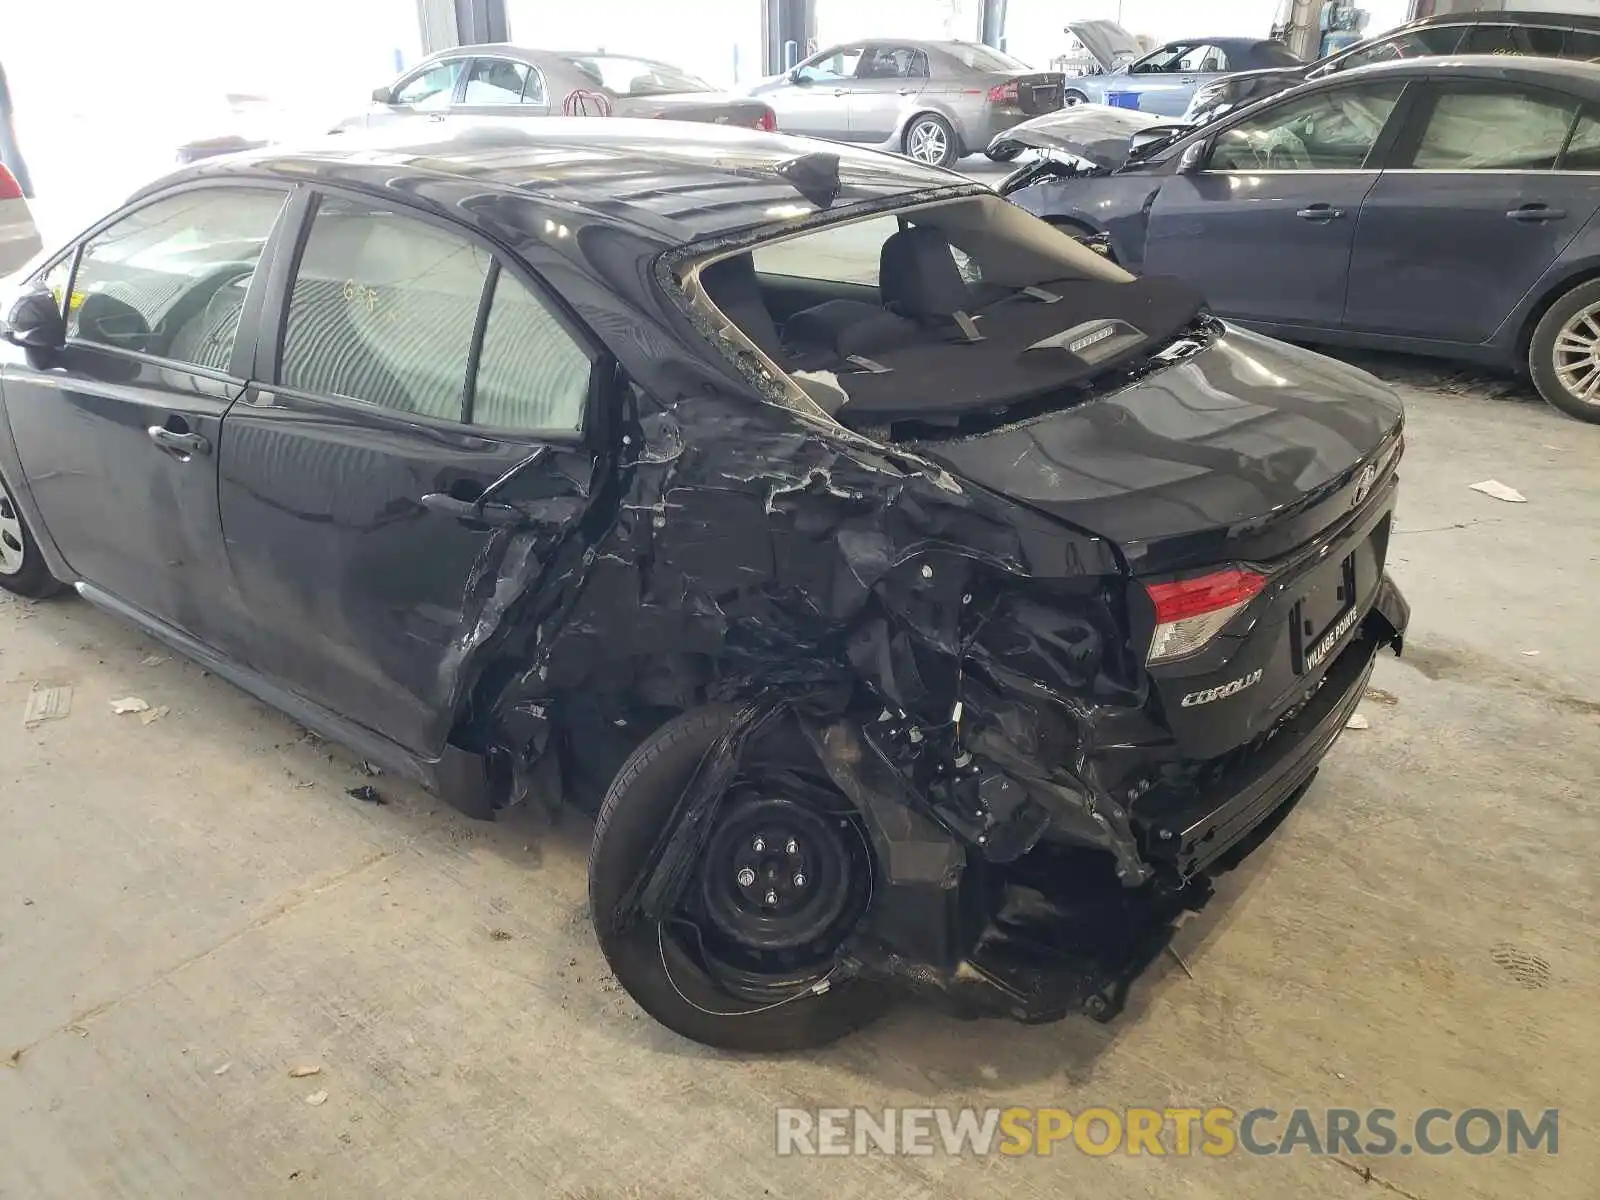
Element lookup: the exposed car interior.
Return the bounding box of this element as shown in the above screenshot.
[693,196,1206,429]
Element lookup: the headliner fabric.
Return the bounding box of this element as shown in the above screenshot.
[834,274,1206,421]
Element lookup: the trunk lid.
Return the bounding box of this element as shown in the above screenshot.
[916,327,1405,761]
[1067,20,1143,72]
[910,327,1403,575]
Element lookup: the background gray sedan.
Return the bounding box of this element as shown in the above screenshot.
[338,46,776,133]
[748,40,1063,168]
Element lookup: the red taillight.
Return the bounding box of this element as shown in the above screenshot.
[986,80,1020,104]
[0,164,21,202]
[1144,568,1266,664]
[755,107,776,132]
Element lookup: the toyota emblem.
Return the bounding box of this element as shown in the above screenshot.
[1352,462,1378,506]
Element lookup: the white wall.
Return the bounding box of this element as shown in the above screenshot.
[816,0,982,46]
[506,0,763,86]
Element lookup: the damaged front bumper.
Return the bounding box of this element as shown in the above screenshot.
[824,578,1409,1023]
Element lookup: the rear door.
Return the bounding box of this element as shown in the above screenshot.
[766,45,861,138]
[453,56,552,118]
[1,185,289,654]
[1343,81,1600,342]
[848,44,928,140]
[1144,78,1409,328]
[218,190,600,754]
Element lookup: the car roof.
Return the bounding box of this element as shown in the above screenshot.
[1333,53,1600,93]
[1410,9,1600,32]
[138,119,965,245]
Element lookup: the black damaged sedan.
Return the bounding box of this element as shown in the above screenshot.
[0,121,1408,1050]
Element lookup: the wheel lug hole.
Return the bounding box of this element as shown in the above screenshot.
[751,836,765,853]
[736,867,755,888]
[763,889,778,906]
[793,873,807,888]
[785,838,799,855]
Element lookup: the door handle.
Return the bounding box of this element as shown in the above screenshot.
[427,112,447,123]
[1507,204,1565,222]
[147,426,211,457]
[1296,204,1346,221]
[832,88,847,96]
[419,492,523,528]
[1180,76,1197,84]
[896,88,915,96]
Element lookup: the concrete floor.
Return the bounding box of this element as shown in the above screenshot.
[2,367,1597,1196]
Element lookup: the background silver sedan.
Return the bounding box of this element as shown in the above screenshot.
[338,46,777,134]
[748,40,1064,167]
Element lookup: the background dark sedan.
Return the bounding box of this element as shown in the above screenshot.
[1184,9,1600,124]
[1001,56,1600,424]
[337,45,775,133]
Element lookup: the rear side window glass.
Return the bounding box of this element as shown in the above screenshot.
[1524,27,1566,56]
[1561,111,1600,170]
[280,196,490,420]
[1336,26,1464,71]
[1254,40,1302,67]
[463,58,531,105]
[1460,26,1518,54]
[40,256,73,320]
[68,188,287,371]
[1565,30,1600,61]
[1409,87,1579,170]
[471,270,591,432]
[1209,81,1405,170]
[752,215,899,286]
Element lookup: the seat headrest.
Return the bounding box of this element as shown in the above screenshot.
[878,225,971,319]
[699,253,784,358]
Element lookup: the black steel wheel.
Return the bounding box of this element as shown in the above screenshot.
[588,705,888,1050]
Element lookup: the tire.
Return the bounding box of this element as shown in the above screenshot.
[1046,217,1116,263]
[588,705,890,1051]
[1529,278,1600,423]
[985,143,1021,163]
[1063,89,1089,107]
[903,113,959,169]
[0,468,65,599]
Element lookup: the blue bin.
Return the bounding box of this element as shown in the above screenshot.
[1106,91,1141,110]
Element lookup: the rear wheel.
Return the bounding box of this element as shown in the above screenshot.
[1529,279,1600,423]
[588,705,889,1051]
[903,113,959,168]
[1063,89,1088,106]
[0,470,64,599]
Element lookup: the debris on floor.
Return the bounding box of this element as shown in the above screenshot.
[22,684,72,729]
[1469,479,1527,503]
[288,1064,322,1078]
[140,654,168,667]
[304,1090,329,1107]
[488,928,513,942]
[1345,713,1371,730]
[359,761,381,777]
[139,705,171,726]
[212,1062,232,1076]
[1363,687,1399,706]
[109,696,151,715]
[346,785,386,806]
[1522,649,1541,657]
[6,1048,22,1066]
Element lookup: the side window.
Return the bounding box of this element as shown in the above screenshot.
[1131,45,1191,74]
[1180,44,1229,72]
[40,255,73,320]
[1334,26,1464,72]
[522,67,547,106]
[1407,86,1579,170]
[1561,110,1600,170]
[463,58,531,105]
[860,47,923,79]
[472,270,591,432]
[1564,30,1600,61]
[394,60,463,108]
[1524,27,1566,57]
[1459,25,1518,55]
[1208,81,1405,170]
[751,215,899,286]
[68,188,286,371]
[797,46,864,83]
[279,196,490,420]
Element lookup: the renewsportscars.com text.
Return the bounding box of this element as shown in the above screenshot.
[774,1106,1559,1158]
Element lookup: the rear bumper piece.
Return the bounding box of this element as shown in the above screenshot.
[845,574,1408,1023]
[1142,580,1406,878]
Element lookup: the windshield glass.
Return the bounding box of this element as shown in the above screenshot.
[948,44,1031,72]
[562,55,713,96]
[686,196,1203,432]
